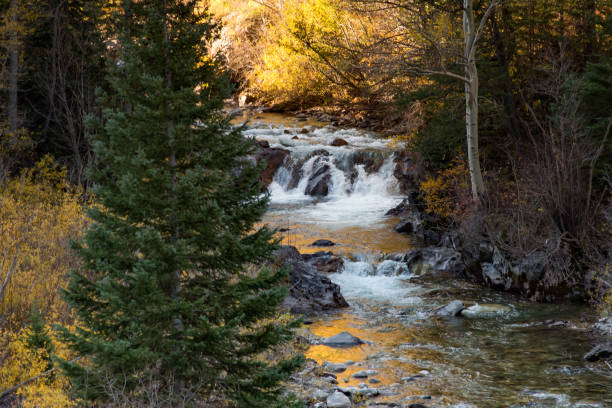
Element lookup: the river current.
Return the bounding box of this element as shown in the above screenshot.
[239,112,611,407]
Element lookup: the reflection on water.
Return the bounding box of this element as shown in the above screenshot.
[248,113,612,407]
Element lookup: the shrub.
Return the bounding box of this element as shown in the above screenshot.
[0,320,75,407]
[421,156,471,220]
[0,155,86,331]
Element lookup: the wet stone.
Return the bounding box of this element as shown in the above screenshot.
[352,369,377,379]
[321,372,338,379]
[312,239,336,247]
[255,139,270,148]
[400,375,423,383]
[322,332,364,347]
[368,378,381,384]
[331,137,349,146]
[324,362,348,373]
[435,300,465,317]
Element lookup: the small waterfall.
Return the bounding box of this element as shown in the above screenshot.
[245,121,404,226]
[270,145,399,201]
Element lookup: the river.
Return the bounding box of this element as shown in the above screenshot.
[239,112,611,407]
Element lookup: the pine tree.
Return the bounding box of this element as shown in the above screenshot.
[56,0,302,405]
[25,303,54,373]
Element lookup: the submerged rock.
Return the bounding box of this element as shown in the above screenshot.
[274,246,348,314]
[583,343,612,362]
[352,369,377,378]
[327,390,351,408]
[460,303,512,318]
[435,300,465,317]
[312,239,335,247]
[322,331,364,347]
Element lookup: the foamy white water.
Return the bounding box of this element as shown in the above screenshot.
[245,119,403,227]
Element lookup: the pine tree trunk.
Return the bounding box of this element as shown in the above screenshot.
[463,0,486,201]
[8,0,19,133]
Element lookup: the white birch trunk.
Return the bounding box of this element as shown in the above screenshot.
[463,0,487,201]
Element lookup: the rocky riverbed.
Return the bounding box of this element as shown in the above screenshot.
[235,110,612,407]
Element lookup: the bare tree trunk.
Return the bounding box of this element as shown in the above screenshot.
[463,0,486,201]
[8,0,19,133]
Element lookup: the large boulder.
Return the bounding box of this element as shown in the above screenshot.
[305,157,332,197]
[303,251,344,273]
[403,247,465,277]
[255,147,289,187]
[274,246,348,314]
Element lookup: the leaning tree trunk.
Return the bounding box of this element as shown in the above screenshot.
[463,0,486,201]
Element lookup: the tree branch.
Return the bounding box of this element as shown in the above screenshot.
[471,0,500,54]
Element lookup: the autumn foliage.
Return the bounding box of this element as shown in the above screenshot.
[0,156,85,406]
[421,156,472,220]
